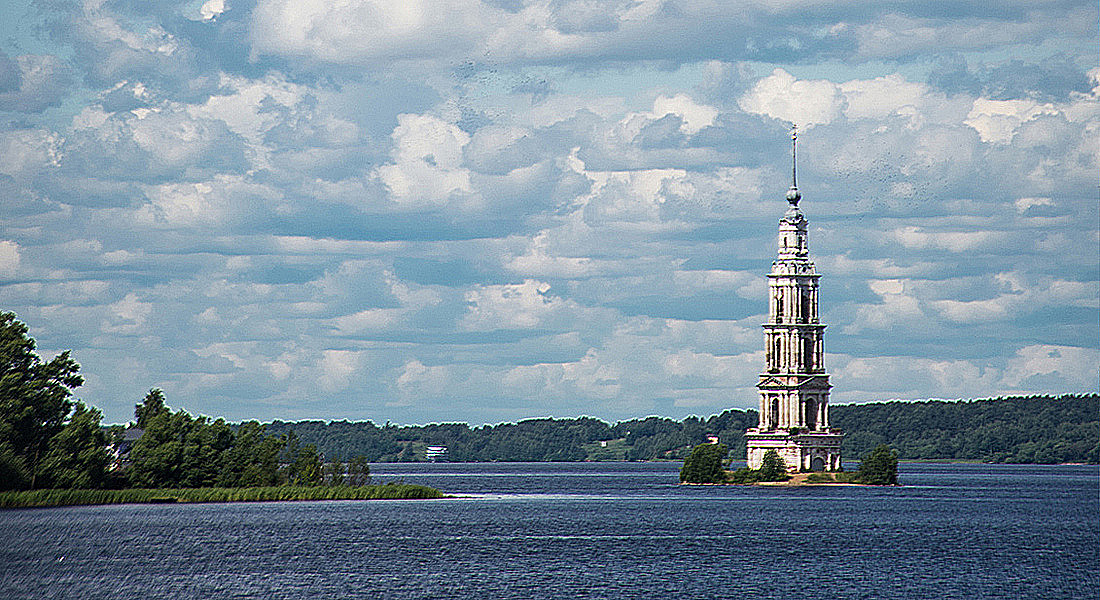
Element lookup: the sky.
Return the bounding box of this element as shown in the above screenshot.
[0,0,1097,425]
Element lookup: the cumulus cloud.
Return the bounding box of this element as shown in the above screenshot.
[931,272,1094,324]
[648,94,719,135]
[319,349,361,393]
[395,359,457,403]
[251,0,493,64]
[0,54,73,113]
[63,107,249,183]
[887,226,1008,252]
[461,279,588,331]
[966,98,1060,143]
[506,230,595,278]
[0,241,21,277]
[199,0,227,22]
[834,342,1100,403]
[374,113,474,206]
[0,128,62,178]
[0,0,1096,424]
[100,293,153,334]
[739,69,845,127]
[1003,344,1100,391]
[244,0,1095,71]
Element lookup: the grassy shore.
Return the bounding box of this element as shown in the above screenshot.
[0,483,444,509]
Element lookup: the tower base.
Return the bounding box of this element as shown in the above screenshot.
[745,429,843,472]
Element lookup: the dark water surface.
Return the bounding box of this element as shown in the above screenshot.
[1,463,1096,599]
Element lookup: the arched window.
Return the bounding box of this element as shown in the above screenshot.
[805,397,817,430]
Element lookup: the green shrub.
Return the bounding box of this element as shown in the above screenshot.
[804,473,834,483]
[723,451,790,484]
[855,444,899,485]
[758,450,789,481]
[680,443,729,483]
[725,467,759,484]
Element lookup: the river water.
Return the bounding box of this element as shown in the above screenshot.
[1,463,1096,599]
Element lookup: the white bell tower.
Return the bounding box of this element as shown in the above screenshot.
[745,127,843,472]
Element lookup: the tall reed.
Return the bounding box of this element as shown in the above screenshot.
[0,483,443,508]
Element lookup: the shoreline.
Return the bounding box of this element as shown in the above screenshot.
[0,483,445,509]
[681,473,879,487]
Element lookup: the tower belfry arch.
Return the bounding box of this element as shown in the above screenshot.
[745,128,843,472]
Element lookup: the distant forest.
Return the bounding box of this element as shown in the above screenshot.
[265,394,1099,464]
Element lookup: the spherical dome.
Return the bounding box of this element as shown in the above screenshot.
[786,187,801,203]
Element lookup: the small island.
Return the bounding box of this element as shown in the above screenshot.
[680,442,899,486]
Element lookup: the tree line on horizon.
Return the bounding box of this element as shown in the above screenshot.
[265,393,1097,465]
[1,311,1097,493]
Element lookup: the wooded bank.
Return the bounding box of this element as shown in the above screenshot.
[267,394,1098,464]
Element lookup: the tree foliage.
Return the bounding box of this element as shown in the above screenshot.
[0,312,106,490]
[855,444,899,485]
[125,394,344,489]
[759,450,788,481]
[35,403,109,489]
[726,450,791,484]
[831,395,1098,463]
[134,388,168,429]
[218,420,283,487]
[346,455,371,486]
[680,443,729,483]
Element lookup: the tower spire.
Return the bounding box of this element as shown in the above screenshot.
[786,125,801,206]
[791,125,797,189]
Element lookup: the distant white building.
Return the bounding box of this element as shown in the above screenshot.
[744,129,843,472]
[425,446,448,462]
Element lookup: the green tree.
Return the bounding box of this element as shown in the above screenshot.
[680,443,728,483]
[0,442,27,490]
[127,408,190,487]
[219,421,282,487]
[857,444,899,485]
[324,457,345,486]
[285,443,323,486]
[36,403,109,489]
[725,450,790,484]
[128,395,234,488]
[0,312,84,489]
[758,449,789,482]
[831,395,1098,464]
[177,417,233,487]
[346,455,371,486]
[134,388,169,429]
